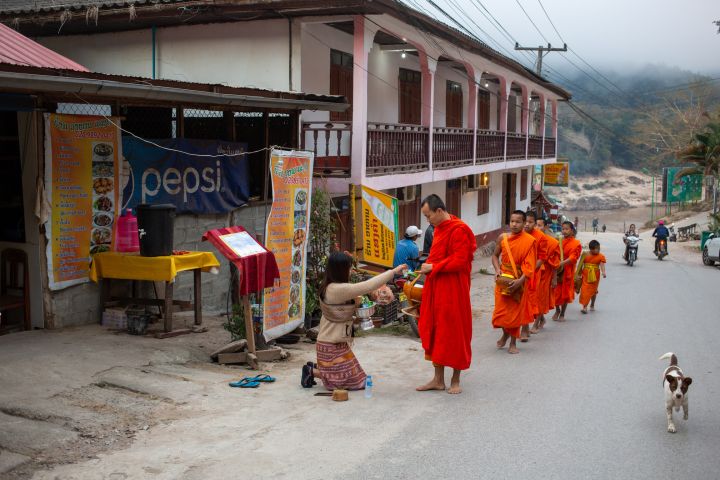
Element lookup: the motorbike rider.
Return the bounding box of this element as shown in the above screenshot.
[623,224,638,261]
[652,220,670,255]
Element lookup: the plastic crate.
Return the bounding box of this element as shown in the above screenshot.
[375,299,399,324]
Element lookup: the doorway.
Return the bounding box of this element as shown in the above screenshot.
[446,179,462,217]
[501,173,517,225]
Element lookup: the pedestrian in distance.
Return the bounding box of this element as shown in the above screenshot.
[521,211,548,342]
[491,210,537,354]
[592,217,599,234]
[416,194,476,394]
[301,252,407,391]
[602,224,607,233]
[552,221,582,322]
[531,217,560,333]
[393,225,422,271]
[578,240,607,314]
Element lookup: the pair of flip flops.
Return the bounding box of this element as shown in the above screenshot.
[229,374,276,388]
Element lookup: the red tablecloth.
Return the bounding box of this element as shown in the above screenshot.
[202,226,280,295]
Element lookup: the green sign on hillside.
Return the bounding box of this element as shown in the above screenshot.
[663,167,703,202]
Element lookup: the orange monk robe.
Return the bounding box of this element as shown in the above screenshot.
[554,237,582,305]
[540,235,560,314]
[579,253,607,306]
[527,228,549,318]
[491,231,537,338]
[419,215,477,371]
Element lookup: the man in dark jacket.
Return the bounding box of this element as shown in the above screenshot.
[652,220,670,254]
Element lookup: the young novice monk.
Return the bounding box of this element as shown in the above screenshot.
[579,240,607,314]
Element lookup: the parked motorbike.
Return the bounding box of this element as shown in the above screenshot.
[625,235,640,266]
[655,238,668,260]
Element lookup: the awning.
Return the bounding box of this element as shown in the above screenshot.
[0,70,350,112]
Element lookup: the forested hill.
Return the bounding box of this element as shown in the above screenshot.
[555,65,720,176]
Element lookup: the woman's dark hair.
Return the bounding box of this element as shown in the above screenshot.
[589,240,600,249]
[319,251,353,300]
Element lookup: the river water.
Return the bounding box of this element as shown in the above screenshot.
[563,205,655,234]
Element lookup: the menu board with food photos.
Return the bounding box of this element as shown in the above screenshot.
[44,114,121,290]
[262,149,313,341]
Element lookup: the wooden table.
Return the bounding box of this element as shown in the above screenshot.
[90,251,220,336]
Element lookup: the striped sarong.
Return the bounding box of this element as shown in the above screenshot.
[316,341,366,391]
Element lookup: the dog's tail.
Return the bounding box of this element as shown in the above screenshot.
[659,352,678,366]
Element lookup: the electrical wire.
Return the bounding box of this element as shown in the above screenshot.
[70,92,278,158]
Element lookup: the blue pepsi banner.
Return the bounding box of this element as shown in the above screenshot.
[121,138,250,214]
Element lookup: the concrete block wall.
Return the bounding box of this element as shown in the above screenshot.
[48,205,270,328]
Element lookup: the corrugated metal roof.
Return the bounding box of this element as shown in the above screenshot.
[0,0,185,15]
[0,23,88,70]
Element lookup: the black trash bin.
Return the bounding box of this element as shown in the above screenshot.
[136,204,176,257]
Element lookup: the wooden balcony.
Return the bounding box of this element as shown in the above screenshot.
[432,127,474,169]
[528,134,543,159]
[366,122,430,176]
[476,130,505,164]
[301,121,352,177]
[544,137,556,158]
[506,132,526,160]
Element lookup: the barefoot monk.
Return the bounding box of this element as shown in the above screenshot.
[532,218,560,333]
[552,221,582,322]
[416,194,476,394]
[491,210,537,354]
[521,211,547,341]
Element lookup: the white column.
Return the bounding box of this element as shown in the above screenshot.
[351,16,377,183]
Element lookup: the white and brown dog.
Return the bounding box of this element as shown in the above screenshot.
[660,352,692,433]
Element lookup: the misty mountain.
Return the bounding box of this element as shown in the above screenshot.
[553,64,720,176]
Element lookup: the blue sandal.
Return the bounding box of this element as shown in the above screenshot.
[229,378,260,388]
[249,374,276,383]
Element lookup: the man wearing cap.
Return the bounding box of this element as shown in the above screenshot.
[393,226,423,271]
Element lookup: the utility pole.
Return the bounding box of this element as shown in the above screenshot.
[515,42,567,76]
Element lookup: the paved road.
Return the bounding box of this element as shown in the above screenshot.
[343,232,720,480]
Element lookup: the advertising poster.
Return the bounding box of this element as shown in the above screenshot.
[44,114,121,290]
[360,186,398,268]
[121,137,249,214]
[663,167,703,203]
[543,162,570,187]
[263,149,313,341]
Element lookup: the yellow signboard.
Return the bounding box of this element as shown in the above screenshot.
[543,162,570,187]
[360,186,398,268]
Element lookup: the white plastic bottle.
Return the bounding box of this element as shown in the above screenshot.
[364,375,373,399]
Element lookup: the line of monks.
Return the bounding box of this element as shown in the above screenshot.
[491,210,605,354]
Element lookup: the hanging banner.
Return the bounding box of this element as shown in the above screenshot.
[663,167,703,203]
[44,114,121,290]
[120,137,249,214]
[262,149,314,341]
[360,186,398,268]
[543,162,570,187]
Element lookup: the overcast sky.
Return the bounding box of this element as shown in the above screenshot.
[420,0,719,75]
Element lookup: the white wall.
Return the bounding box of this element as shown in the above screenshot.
[38,19,298,92]
[300,23,353,123]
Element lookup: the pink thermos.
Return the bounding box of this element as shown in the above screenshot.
[115,209,140,253]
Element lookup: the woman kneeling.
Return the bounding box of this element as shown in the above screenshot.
[301,252,406,390]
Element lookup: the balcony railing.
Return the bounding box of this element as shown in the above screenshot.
[528,134,543,159]
[432,127,474,169]
[476,130,505,164]
[367,122,429,176]
[506,132,526,160]
[543,137,556,158]
[301,121,352,177]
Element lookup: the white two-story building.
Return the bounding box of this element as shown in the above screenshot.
[3,0,570,252]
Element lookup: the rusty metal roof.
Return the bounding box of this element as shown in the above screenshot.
[0,1,186,14]
[0,22,88,70]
